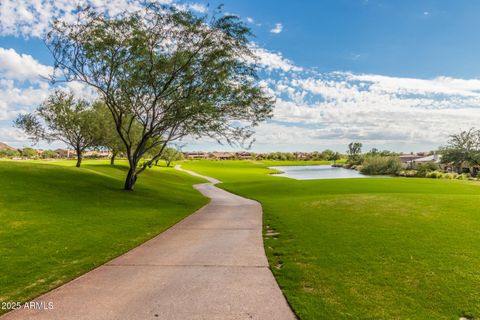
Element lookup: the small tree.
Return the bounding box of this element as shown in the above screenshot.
[159,147,184,167]
[95,102,127,165]
[14,90,103,167]
[0,149,20,158]
[321,149,334,161]
[41,150,58,159]
[20,148,37,159]
[347,142,363,165]
[329,152,341,165]
[47,4,274,190]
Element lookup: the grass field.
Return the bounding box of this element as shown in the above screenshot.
[182,160,480,320]
[0,160,207,313]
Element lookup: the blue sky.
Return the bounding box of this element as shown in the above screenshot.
[209,0,480,79]
[1,0,480,152]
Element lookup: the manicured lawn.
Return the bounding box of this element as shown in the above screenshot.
[182,160,480,319]
[0,160,207,313]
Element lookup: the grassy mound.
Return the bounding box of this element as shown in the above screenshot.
[0,160,207,312]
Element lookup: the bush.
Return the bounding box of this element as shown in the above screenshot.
[41,150,58,159]
[20,147,37,158]
[416,162,439,177]
[0,149,20,158]
[398,170,418,177]
[457,173,470,180]
[443,172,458,179]
[426,171,444,179]
[360,155,402,175]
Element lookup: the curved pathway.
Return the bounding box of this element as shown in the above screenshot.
[2,166,295,320]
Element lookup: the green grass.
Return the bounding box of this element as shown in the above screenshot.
[182,160,480,320]
[0,160,207,312]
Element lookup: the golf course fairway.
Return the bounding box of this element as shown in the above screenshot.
[182,160,480,320]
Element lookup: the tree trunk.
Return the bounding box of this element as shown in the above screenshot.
[110,152,117,165]
[155,159,159,166]
[76,151,82,167]
[124,166,138,191]
[166,160,171,167]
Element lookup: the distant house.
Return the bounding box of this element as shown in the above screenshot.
[399,154,424,164]
[236,152,252,160]
[184,152,209,159]
[210,152,234,160]
[409,154,442,169]
[294,152,309,160]
[55,149,74,158]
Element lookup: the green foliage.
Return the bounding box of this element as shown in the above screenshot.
[93,101,127,165]
[14,90,104,167]
[329,151,342,164]
[47,4,274,189]
[416,162,439,177]
[41,150,58,159]
[264,152,296,161]
[20,148,37,158]
[366,148,398,157]
[160,147,184,167]
[347,141,363,165]
[439,128,480,172]
[359,155,402,175]
[398,170,418,177]
[0,149,20,158]
[425,170,444,179]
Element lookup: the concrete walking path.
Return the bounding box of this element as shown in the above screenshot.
[2,166,295,320]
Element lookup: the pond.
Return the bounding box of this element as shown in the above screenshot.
[269,165,372,180]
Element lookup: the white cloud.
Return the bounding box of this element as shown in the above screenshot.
[0,48,53,82]
[249,44,303,72]
[0,127,29,146]
[2,2,479,151]
[246,17,254,23]
[261,71,480,148]
[0,0,208,38]
[270,23,283,34]
[188,3,208,13]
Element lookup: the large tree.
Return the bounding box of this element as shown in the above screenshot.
[46,4,274,190]
[14,91,103,167]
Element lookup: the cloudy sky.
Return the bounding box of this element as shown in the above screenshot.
[2,0,480,152]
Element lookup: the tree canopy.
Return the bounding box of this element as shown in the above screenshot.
[347,142,363,165]
[14,90,104,167]
[46,4,274,190]
[440,128,480,171]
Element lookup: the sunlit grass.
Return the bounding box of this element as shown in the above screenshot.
[183,160,480,319]
[0,160,207,313]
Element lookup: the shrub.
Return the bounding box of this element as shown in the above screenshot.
[398,170,418,177]
[426,171,444,179]
[416,162,439,177]
[443,172,458,179]
[457,173,470,180]
[20,147,37,158]
[360,155,402,175]
[41,150,58,159]
[0,149,20,158]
